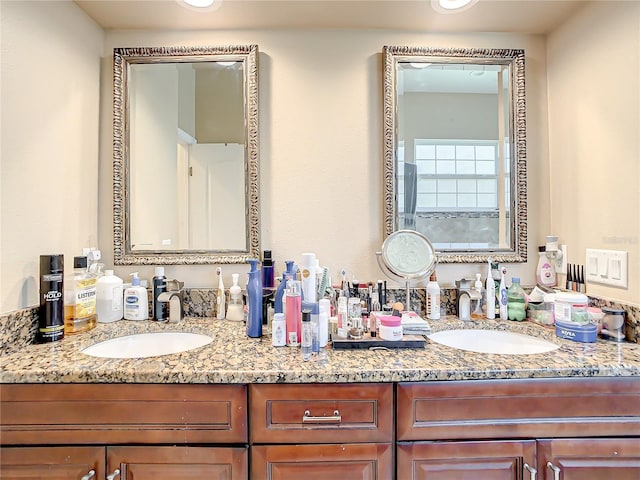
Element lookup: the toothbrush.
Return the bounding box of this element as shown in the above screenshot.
[486,259,496,319]
[499,266,508,320]
[216,267,226,320]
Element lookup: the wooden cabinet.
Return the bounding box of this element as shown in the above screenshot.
[249,383,394,479]
[107,446,247,480]
[538,438,640,480]
[397,378,640,480]
[397,440,536,480]
[0,446,104,479]
[252,443,393,480]
[0,384,248,480]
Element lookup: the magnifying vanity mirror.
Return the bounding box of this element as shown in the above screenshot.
[383,46,527,263]
[113,45,259,265]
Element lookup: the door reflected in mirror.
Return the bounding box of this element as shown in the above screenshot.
[383,46,527,263]
[113,45,260,265]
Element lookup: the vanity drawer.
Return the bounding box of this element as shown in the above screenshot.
[249,383,393,444]
[0,384,247,445]
[397,377,640,441]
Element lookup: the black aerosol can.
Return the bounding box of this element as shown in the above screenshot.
[39,254,65,342]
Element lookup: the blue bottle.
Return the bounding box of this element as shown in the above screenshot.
[274,260,296,314]
[246,259,263,338]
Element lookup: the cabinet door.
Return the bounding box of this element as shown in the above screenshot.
[538,438,640,480]
[107,446,247,480]
[251,443,393,480]
[397,440,536,480]
[0,446,104,480]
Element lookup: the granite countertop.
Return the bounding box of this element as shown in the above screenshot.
[2,317,640,384]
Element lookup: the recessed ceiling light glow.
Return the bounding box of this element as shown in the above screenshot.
[183,0,215,7]
[410,62,432,69]
[431,0,479,14]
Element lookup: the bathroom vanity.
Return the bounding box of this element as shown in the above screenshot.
[1,318,639,479]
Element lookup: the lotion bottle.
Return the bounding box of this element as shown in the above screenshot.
[274,260,295,314]
[216,267,226,319]
[246,259,263,337]
[226,273,244,321]
[426,272,440,320]
[124,272,148,320]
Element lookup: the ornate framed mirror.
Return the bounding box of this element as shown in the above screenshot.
[113,45,259,265]
[383,46,527,263]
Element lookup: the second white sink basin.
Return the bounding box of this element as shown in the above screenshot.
[81,332,213,359]
[428,329,559,355]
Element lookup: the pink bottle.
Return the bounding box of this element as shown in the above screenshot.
[285,280,301,346]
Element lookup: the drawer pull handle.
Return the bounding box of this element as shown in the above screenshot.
[107,469,121,480]
[547,462,561,480]
[80,470,95,480]
[302,409,341,424]
[523,463,537,479]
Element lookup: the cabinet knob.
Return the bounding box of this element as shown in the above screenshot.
[80,470,95,480]
[523,463,537,479]
[106,468,121,480]
[302,409,342,424]
[547,462,561,480]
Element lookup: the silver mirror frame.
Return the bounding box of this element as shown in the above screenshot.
[382,46,527,263]
[113,45,260,265]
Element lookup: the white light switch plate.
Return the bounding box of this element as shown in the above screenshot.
[585,248,628,288]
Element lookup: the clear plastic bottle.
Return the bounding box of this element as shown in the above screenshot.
[64,256,98,334]
[301,309,312,361]
[96,270,123,323]
[507,276,527,321]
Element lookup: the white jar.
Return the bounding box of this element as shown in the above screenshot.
[379,316,403,341]
[554,292,588,324]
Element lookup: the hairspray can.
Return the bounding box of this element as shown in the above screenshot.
[38,254,65,343]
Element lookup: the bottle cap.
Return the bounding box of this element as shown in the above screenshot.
[538,245,546,252]
[512,277,520,283]
[429,272,437,281]
[155,266,165,277]
[40,254,64,274]
[74,256,88,269]
[302,309,311,322]
[263,250,273,266]
[130,272,140,286]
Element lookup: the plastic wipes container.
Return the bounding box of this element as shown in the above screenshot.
[555,319,597,343]
[379,315,403,341]
[553,292,588,324]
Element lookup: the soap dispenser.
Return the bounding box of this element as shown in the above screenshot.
[226,273,244,321]
[246,259,263,337]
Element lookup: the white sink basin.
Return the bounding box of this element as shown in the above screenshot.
[427,329,559,355]
[81,332,213,359]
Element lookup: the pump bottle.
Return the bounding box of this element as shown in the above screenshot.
[274,260,295,314]
[226,273,244,321]
[124,272,148,320]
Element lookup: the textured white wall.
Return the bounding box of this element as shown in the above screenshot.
[99,30,549,291]
[547,1,640,305]
[0,1,103,313]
